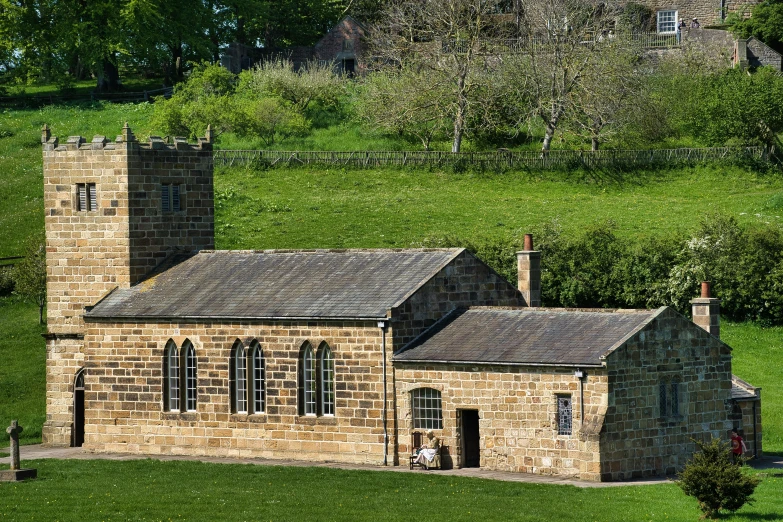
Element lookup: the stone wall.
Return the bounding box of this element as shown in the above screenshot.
[746,37,782,70]
[389,250,524,349]
[394,364,608,481]
[640,0,758,28]
[42,127,214,446]
[314,17,366,74]
[81,319,395,464]
[600,308,733,481]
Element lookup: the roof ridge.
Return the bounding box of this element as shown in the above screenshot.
[197,248,463,254]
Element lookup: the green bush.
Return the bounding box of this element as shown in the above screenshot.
[0,266,14,296]
[677,437,760,519]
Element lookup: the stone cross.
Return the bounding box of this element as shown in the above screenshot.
[6,420,23,471]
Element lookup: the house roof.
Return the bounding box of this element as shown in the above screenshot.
[731,375,760,400]
[86,249,463,321]
[394,307,661,367]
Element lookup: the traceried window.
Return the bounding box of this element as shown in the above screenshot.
[164,340,180,412]
[77,183,97,211]
[319,344,335,416]
[183,341,197,412]
[412,388,443,430]
[657,10,677,34]
[557,395,573,435]
[249,342,265,414]
[301,343,316,416]
[230,341,248,414]
[161,183,181,212]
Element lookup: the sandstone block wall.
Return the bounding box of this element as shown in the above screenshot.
[641,0,758,27]
[42,336,84,446]
[394,364,608,481]
[389,250,524,348]
[81,319,395,464]
[600,308,733,481]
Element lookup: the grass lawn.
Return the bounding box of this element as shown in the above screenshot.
[0,459,781,521]
[0,298,46,446]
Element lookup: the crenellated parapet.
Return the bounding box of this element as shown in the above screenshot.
[42,123,214,153]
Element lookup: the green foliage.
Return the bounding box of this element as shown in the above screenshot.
[243,58,345,113]
[730,0,783,53]
[11,234,46,324]
[677,438,760,519]
[232,96,310,145]
[618,2,654,31]
[0,266,14,296]
[684,67,783,148]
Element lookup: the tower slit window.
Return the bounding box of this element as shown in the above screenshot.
[77,183,97,211]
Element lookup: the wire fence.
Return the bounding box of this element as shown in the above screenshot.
[215,146,766,170]
[0,86,173,107]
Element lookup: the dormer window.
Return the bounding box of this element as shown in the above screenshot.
[77,183,97,211]
[162,183,181,212]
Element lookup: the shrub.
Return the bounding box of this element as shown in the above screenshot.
[12,235,47,324]
[677,437,760,519]
[0,265,14,296]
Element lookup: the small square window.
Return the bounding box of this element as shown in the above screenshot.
[77,183,97,211]
[162,184,182,212]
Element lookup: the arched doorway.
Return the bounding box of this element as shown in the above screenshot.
[73,369,85,447]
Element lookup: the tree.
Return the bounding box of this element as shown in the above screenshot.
[369,0,515,152]
[730,0,783,53]
[677,437,760,519]
[13,236,47,325]
[355,66,450,150]
[510,0,631,152]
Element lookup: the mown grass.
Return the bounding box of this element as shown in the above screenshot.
[213,164,783,250]
[0,298,47,447]
[1,459,782,521]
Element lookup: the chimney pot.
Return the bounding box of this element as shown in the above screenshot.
[691,282,720,339]
[524,233,533,251]
[701,281,711,298]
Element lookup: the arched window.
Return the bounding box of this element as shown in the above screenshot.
[249,341,265,414]
[230,341,247,414]
[164,340,180,412]
[412,388,442,430]
[183,340,197,412]
[300,343,316,416]
[319,344,335,416]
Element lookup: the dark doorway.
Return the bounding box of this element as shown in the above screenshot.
[342,58,356,76]
[73,369,85,447]
[461,409,480,468]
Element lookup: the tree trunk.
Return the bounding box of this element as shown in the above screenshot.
[591,136,600,151]
[95,57,120,92]
[452,74,467,153]
[542,124,556,152]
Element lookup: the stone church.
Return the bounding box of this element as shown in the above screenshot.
[41,127,761,481]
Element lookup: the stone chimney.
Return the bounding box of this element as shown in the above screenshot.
[516,233,541,307]
[691,281,720,338]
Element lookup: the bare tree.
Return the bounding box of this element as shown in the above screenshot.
[369,0,516,152]
[513,0,629,152]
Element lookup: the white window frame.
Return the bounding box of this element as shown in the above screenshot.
[183,341,197,412]
[657,10,678,34]
[303,345,316,416]
[412,388,443,430]
[165,341,180,412]
[320,345,335,416]
[232,342,248,414]
[250,343,265,414]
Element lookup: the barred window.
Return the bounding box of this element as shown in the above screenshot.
[162,183,181,212]
[183,341,197,412]
[164,340,180,412]
[230,341,247,414]
[320,344,335,416]
[557,395,572,435]
[301,344,316,415]
[77,183,97,211]
[412,388,442,430]
[249,342,265,414]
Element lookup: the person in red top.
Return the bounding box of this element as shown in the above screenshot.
[731,429,748,464]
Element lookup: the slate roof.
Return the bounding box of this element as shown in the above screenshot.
[86,249,464,320]
[394,307,661,367]
[731,375,760,400]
